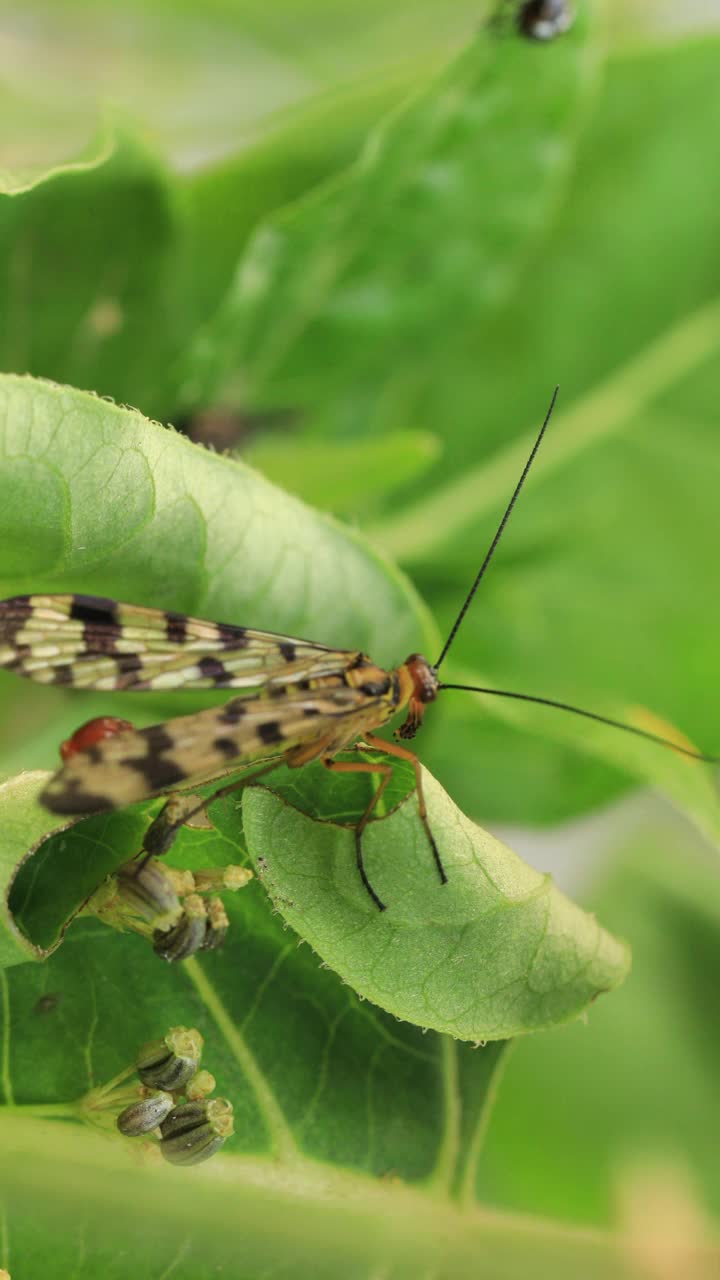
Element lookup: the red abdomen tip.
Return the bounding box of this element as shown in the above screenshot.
[60,716,134,762]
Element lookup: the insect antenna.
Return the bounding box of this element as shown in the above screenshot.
[438,684,720,764]
[434,386,559,671]
[433,386,719,766]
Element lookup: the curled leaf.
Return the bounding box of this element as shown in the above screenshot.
[243,763,630,1041]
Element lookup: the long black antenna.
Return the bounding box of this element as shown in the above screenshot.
[439,683,720,764]
[434,386,559,670]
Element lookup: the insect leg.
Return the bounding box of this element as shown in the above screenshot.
[362,734,448,888]
[321,757,394,911]
[142,756,284,860]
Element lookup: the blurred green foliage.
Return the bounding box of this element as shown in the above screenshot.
[0,0,719,1275]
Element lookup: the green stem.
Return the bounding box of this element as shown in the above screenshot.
[457,1042,513,1209]
[87,1064,135,1101]
[370,296,720,561]
[426,1037,461,1196]
[183,958,300,1165]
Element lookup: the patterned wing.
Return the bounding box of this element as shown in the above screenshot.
[0,594,358,692]
[40,685,384,813]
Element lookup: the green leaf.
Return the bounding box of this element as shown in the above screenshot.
[0,102,112,196]
[371,37,720,825]
[435,666,720,851]
[0,371,436,975]
[0,6,488,426]
[0,373,433,775]
[5,771,158,964]
[0,799,518,1262]
[2,1104,681,1279]
[186,8,600,410]
[0,773,68,966]
[0,112,396,421]
[0,377,627,1038]
[241,761,629,1041]
[479,823,720,1225]
[243,429,441,514]
[0,136,196,419]
[3,0,479,168]
[0,795,627,1276]
[3,750,629,1043]
[0,372,430,650]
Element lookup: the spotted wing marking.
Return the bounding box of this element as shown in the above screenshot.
[0,594,356,692]
[40,686,392,813]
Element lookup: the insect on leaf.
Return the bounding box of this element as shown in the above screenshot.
[242,763,630,1041]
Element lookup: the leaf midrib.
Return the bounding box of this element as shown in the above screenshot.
[184,956,300,1164]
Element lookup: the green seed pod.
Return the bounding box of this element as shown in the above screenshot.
[165,867,197,898]
[153,894,207,962]
[200,897,229,952]
[136,1026,204,1090]
[193,865,253,893]
[185,1069,216,1102]
[117,1090,174,1136]
[159,1098,234,1167]
[115,857,180,925]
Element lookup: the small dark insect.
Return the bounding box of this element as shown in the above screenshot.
[517,0,574,40]
[0,390,716,911]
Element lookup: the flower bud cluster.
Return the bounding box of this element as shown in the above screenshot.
[84,819,253,963]
[153,892,229,962]
[115,1026,233,1166]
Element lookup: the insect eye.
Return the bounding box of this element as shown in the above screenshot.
[421,674,438,702]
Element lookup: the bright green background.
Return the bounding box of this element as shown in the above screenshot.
[0,0,719,1275]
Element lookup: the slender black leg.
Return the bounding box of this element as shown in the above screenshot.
[141,757,284,862]
[362,733,448,886]
[321,756,394,911]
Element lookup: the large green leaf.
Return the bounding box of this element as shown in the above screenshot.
[0,5,487,425]
[0,373,433,779]
[0,100,113,196]
[1,1,479,169]
[0,128,343,421]
[0,377,627,1039]
[243,763,629,1039]
[186,7,600,411]
[0,0,504,432]
[0,104,424,421]
[0,136,198,419]
[3,757,628,1041]
[0,860,512,1269]
[0,780,625,1278]
[244,429,441,516]
[0,11,716,1278]
[370,37,720,825]
[431,663,720,852]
